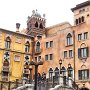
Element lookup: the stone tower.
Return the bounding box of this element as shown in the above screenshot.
[26,10,46,36]
[71,0,90,26]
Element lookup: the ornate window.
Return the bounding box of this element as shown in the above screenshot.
[25,41,30,53]
[67,33,73,46]
[54,67,59,77]
[4,52,10,61]
[36,41,40,52]
[39,23,43,29]
[61,66,66,76]
[67,64,73,77]
[35,22,38,27]
[49,68,53,81]
[5,36,11,49]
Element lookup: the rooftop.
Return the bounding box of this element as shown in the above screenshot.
[71,0,90,12]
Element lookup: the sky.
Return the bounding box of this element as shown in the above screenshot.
[0,0,87,31]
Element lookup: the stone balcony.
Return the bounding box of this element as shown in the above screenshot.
[34,49,42,55]
[2,66,9,72]
[2,76,8,81]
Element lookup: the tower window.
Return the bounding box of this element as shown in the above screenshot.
[76,19,78,25]
[39,23,43,29]
[35,22,38,27]
[79,18,81,23]
[81,16,84,22]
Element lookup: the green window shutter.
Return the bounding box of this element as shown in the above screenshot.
[78,48,81,58]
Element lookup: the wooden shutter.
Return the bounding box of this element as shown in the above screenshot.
[86,47,89,57]
[78,70,81,80]
[87,69,89,79]
[78,48,81,58]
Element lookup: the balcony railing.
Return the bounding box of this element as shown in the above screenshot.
[2,76,8,81]
[2,66,9,72]
[35,48,41,55]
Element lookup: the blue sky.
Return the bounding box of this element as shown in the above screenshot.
[0,0,87,31]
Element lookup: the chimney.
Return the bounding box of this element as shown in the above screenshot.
[16,23,20,32]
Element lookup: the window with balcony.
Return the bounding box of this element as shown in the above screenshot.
[78,47,88,59]
[78,69,89,80]
[5,36,11,49]
[25,41,30,53]
[67,33,73,46]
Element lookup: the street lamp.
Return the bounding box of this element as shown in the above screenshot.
[59,59,62,74]
[67,63,73,77]
[30,60,43,90]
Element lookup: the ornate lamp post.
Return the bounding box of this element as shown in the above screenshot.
[30,60,43,90]
[59,59,62,74]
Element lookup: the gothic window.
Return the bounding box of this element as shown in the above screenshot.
[39,23,43,29]
[5,36,11,49]
[67,33,72,46]
[35,22,38,27]
[25,41,30,53]
[79,18,81,23]
[61,66,66,76]
[82,16,84,22]
[49,68,53,81]
[76,19,78,25]
[54,67,59,77]
[36,41,40,52]
[67,64,73,77]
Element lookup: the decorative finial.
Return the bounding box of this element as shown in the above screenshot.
[32,10,35,15]
[43,14,46,17]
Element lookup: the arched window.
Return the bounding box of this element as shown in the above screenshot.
[79,18,81,23]
[54,67,59,77]
[25,41,30,52]
[82,16,84,22]
[39,23,43,29]
[49,68,53,81]
[61,66,66,76]
[5,36,11,49]
[67,33,72,46]
[75,19,78,25]
[67,64,73,77]
[36,41,40,52]
[35,22,38,27]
